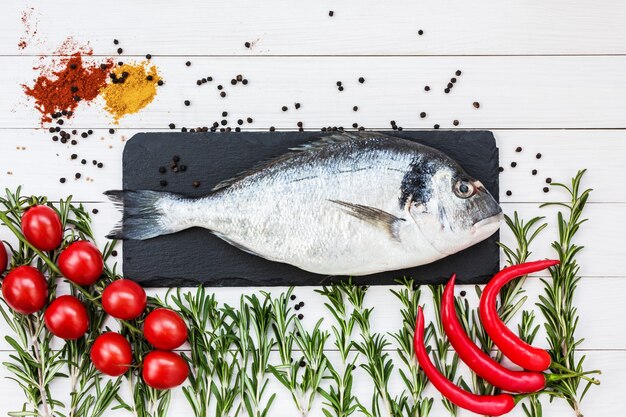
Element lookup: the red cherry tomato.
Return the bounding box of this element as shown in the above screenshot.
[102,279,147,320]
[21,205,63,251]
[144,308,188,350]
[2,266,48,314]
[142,351,188,389]
[90,332,133,376]
[58,241,103,286]
[0,242,8,275]
[44,295,89,340]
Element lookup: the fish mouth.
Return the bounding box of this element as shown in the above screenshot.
[471,210,504,236]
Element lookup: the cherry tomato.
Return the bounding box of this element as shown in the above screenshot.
[90,332,133,376]
[2,266,48,314]
[58,241,103,286]
[0,242,7,275]
[142,350,188,389]
[44,295,89,340]
[143,308,188,350]
[21,205,63,251]
[102,279,147,320]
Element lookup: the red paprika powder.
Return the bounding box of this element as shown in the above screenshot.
[23,53,113,123]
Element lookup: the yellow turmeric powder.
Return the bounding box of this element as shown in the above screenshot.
[100,61,160,123]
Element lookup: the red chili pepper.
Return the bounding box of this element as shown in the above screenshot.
[443,274,546,393]
[413,306,516,416]
[479,259,560,372]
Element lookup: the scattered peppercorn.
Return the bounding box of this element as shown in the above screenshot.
[358,77,365,83]
[543,187,550,193]
[295,103,301,109]
[532,169,538,175]
[473,102,480,108]
[460,290,466,297]
[113,39,119,45]
[418,29,424,35]
[92,208,99,214]
[160,180,167,187]
[184,100,191,106]
[420,112,426,118]
[511,162,517,167]
[71,154,77,160]
[220,92,226,97]
[290,294,296,300]
[247,117,253,123]
[192,181,200,188]
[433,124,440,129]
[545,178,552,183]
[185,61,191,67]
[353,106,358,111]
[298,314,304,320]
[515,146,522,152]
[498,166,504,172]
[244,42,251,48]
[453,120,459,126]
[117,48,123,54]
[282,106,288,111]
[506,190,512,196]
[157,80,164,86]
[328,10,334,16]
[60,177,66,183]
[169,123,176,129]
[456,70,462,76]
[75,173,81,179]
[424,86,430,91]
[536,153,542,159]
[109,128,115,134]
[146,54,152,59]
[269,126,275,132]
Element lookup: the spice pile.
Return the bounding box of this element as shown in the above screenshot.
[23,53,113,123]
[101,62,161,123]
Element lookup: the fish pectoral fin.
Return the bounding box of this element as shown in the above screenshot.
[329,200,405,242]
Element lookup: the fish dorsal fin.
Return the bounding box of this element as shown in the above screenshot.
[329,199,406,242]
[211,132,391,192]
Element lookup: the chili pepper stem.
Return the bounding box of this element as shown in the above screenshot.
[0,209,142,335]
[546,369,601,385]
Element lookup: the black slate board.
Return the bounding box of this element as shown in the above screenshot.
[120,131,500,287]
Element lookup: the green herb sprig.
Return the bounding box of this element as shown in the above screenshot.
[538,169,598,416]
[315,282,359,417]
[269,288,329,417]
[390,279,433,417]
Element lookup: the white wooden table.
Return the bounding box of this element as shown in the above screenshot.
[0,1,624,416]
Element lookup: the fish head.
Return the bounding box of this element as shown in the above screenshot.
[406,162,503,256]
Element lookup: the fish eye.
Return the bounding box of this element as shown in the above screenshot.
[454,180,474,199]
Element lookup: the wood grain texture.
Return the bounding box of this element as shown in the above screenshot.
[4,56,626,129]
[3,0,626,56]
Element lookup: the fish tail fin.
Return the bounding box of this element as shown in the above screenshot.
[105,189,186,240]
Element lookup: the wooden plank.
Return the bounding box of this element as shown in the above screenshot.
[0,129,621,203]
[0,348,620,417]
[3,57,626,129]
[3,0,626,56]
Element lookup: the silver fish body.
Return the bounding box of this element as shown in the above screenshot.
[107,132,502,276]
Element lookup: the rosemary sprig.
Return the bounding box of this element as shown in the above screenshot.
[239,294,276,417]
[347,284,401,417]
[167,286,216,417]
[269,288,329,416]
[538,169,598,416]
[427,284,459,416]
[315,282,359,417]
[390,279,433,417]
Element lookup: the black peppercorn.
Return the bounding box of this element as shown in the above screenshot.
[117,48,123,54]
[60,177,66,183]
[294,103,301,109]
[113,39,119,45]
[92,208,99,214]
[546,178,552,183]
[157,80,164,86]
[97,163,104,168]
[424,85,430,91]
[160,180,167,187]
[298,314,304,320]
[473,102,480,108]
[244,42,251,48]
[329,10,334,16]
[282,106,288,111]
[418,29,424,35]
[543,187,550,193]
[169,123,176,129]
[536,153,542,159]
[506,190,512,196]
[456,70,462,76]
[81,159,87,164]
[192,181,200,188]
[146,54,152,59]
[532,169,538,175]
[498,166,504,172]
[146,75,153,81]
[358,77,365,83]
[434,124,440,129]
[269,126,275,132]
[247,117,253,123]
[353,106,358,111]
[231,79,237,85]
[220,91,226,97]
[511,162,517,167]
[109,129,115,134]
[173,155,180,163]
[184,100,190,106]
[75,173,81,179]
[185,61,191,66]
[453,120,459,126]
[242,79,248,85]
[515,146,522,152]
[444,88,450,93]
